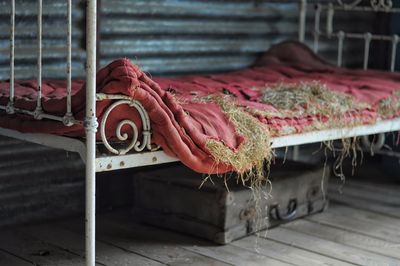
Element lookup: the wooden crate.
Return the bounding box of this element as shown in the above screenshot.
[133,160,329,244]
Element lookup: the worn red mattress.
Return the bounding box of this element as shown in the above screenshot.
[0,41,399,173]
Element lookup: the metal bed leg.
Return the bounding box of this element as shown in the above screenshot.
[85,130,96,266]
[292,145,300,161]
[85,0,97,266]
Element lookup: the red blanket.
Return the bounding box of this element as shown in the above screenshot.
[0,41,399,173]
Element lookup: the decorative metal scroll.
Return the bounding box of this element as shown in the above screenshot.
[336,0,363,8]
[336,0,393,10]
[97,93,159,155]
[370,0,393,10]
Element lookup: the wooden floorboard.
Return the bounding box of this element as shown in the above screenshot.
[0,249,33,266]
[262,226,400,266]
[18,223,163,266]
[60,214,235,266]
[327,203,400,229]
[1,175,400,265]
[329,179,400,218]
[284,219,400,260]
[329,180,400,206]
[0,228,88,266]
[328,192,400,218]
[231,234,353,266]
[96,214,292,266]
[307,208,400,243]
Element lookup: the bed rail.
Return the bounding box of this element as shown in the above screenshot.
[312,0,399,70]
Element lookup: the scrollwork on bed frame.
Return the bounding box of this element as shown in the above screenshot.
[337,0,393,10]
[96,93,159,155]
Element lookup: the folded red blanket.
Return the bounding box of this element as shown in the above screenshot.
[0,41,399,174]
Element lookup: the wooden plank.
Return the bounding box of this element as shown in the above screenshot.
[327,204,400,230]
[231,235,353,266]
[59,214,234,266]
[334,180,400,197]
[284,219,400,260]
[0,250,33,266]
[185,244,292,266]
[96,212,291,266]
[0,229,88,266]
[329,181,400,206]
[328,192,400,219]
[263,227,399,266]
[307,207,400,243]
[99,219,290,266]
[100,213,288,265]
[18,224,163,266]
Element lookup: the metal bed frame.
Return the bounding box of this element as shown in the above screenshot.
[1,0,400,265]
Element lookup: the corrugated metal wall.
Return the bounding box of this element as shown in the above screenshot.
[0,136,85,226]
[0,0,375,79]
[100,0,300,75]
[0,0,86,225]
[100,0,374,75]
[0,0,377,225]
[0,135,135,226]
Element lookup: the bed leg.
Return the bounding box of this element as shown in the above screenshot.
[85,129,97,266]
[85,0,97,265]
[292,145,300,161]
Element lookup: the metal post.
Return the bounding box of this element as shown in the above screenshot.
[66,0,73,118]
[390,35,399,72]
[8,0,15,114]
[314,4,322,53]
[363,32,372,70]
[85,0,98,266]
[326,3,334,38]
[298,0,307,43]
[35,0,43,118]
[337,31,345,67]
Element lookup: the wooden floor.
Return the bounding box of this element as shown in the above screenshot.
[1,178,400,266]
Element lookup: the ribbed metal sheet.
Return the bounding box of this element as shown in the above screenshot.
[0,135,85,226]
[100,0,374,75]
[0,0,376,79]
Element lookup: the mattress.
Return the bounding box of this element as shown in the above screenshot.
[0,41,399,173]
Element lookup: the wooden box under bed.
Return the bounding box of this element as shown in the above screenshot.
[133,160,329,244]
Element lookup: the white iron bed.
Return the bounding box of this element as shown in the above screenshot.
[1,0,399,265]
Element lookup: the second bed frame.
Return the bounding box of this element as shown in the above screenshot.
[1,0,400,265]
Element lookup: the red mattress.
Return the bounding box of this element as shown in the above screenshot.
[0,41,399,173]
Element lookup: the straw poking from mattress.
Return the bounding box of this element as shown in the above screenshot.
[204,96,273,189]
[260,81,370,121]
[378,90,400,119]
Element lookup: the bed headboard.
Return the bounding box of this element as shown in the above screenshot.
[303,0,399,71]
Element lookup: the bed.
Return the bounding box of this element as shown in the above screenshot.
[1,0,399,265]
